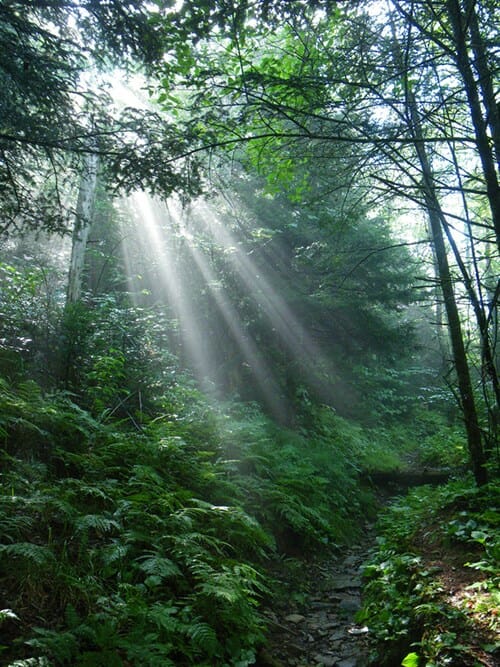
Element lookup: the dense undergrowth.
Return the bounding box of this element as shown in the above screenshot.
[359,479,500,667]
[0,377,386,666]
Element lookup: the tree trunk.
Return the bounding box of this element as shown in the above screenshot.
[445,0,500,253]
[387,15,488,485]
[406,91,488,485]
[423,181,488,485]
[67,152,99,304]
[462,0,500,172]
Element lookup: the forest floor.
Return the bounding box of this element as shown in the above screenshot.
[256,521,374,667]
[256,477,499,667]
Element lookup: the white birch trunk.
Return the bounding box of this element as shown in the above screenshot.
[67,152,99,304]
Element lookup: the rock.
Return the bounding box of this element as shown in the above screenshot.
[310,601,336,609]
[284,613,306,624]
[330,575,361,590]
[328,629,345,641]
[337,659,358,667]
[338,595,361,614]
[313,654,337,667]
[342,555,358,566]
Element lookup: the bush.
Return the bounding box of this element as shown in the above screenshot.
[358,480,500,667]
[0,380,373,665]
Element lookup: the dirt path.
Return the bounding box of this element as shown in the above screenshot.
[257,524,375,667]
[256,473,458,667]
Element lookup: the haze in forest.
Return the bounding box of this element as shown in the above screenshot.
[0,2,498,666]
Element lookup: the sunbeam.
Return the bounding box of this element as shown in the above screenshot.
[124,192,218,392]
[169,202,289,418]
[188,199,337,384]
[120,188,340,417]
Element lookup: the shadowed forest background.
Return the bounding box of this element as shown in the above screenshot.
[0,1,498,666]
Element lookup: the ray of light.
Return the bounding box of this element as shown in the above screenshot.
[120,188,340,415]
[189,199,333,380]
[125,192,217,391]
[167,200,289,417]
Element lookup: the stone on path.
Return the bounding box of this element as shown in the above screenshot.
[330,575,361,590]
[313,653,337,666]
[338,595,361,614]
[337,658,358,667]
[284,613,306,624]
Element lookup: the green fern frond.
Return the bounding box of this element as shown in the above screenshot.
[100,542,130,566]
[129,465,165,489]
[44,496,79,523]
[147,602,179,632]
[136,553,181,579]
[0,542,55,565]
[171,530,227,558]
[59,478,115,505]
[0,511,34,541]
[187,620,219,655]
[15,381,43,402]
[75,515,120,535]
[27,627,78,663]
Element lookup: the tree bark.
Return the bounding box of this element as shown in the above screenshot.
[387,14,488,484]
[67,152,99,304]
[462,0,500,172]
[445,0,500,253]
[406,91,488,485]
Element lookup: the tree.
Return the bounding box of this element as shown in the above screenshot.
[0,1,204,235]
[67,152,99,304]
[151,0,498,482]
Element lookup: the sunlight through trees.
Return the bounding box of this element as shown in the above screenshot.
[0,1,498,665]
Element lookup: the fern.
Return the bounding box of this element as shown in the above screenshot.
[26,627,78,663]
[0,510,34,541]
[187,620,219,655]
[147,602,179,632]
[59,479,116,506]
[136,553,181,580]
[0,374,374,665]
[100,542,130,568]
[0,542,55,566]
[75,514,121,535]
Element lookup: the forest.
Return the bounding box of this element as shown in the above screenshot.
[0,1,498,666]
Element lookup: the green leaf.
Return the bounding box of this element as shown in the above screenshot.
[401,652,419,667]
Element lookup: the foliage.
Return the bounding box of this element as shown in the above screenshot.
[0,1,204,235]
[134,172,423,424]
[153,0,500,480]
[359,480,500,666]
[217,402,376,549]
[0,253,66,385]
[412,412,469,469]
[0,376,375,665]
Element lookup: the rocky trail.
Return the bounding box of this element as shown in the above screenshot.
[257,523,376,667]
[256,471,459,667]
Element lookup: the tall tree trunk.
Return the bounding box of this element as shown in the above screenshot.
[67,152,99,304]
[387,14,488,484]
[462,0,500,172]
[408,96,488,485]
[445,0,500,252]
